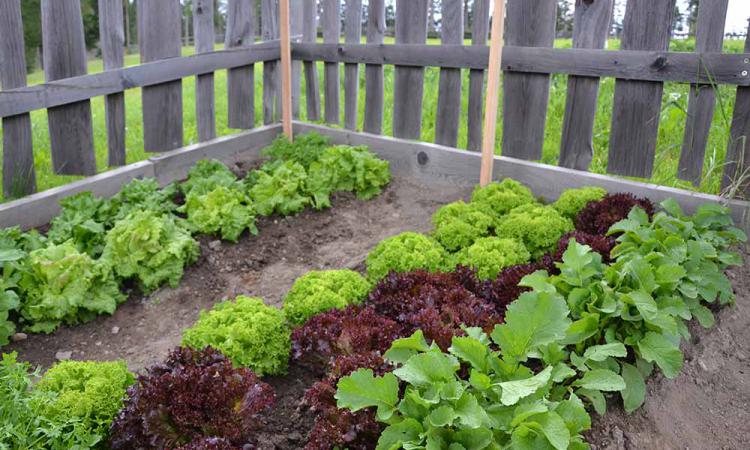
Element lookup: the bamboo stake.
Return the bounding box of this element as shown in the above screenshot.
[280,0,293,140]
[479,0,506,186]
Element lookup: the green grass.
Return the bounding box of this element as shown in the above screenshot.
[0,38,746,202]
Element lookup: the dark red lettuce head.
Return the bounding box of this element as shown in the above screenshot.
[476,256,557,314]
[109,346,274,450]
[555,231,616,263]
[175,437,240,450]
[575,193,655,235]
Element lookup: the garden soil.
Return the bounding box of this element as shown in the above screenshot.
[6,176,750,449]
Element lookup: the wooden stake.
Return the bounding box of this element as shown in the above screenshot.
[280,0,293,140]
[479,0,506,186]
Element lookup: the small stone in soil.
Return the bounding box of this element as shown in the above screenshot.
[55,351,73,361]
[208,240,222,251]
[111,326,120,334]
[11,332,27,342]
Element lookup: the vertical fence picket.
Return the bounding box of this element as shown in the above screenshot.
[501,0,556,160]
[678,0,729,185]
[0,0,36,197]
[194,0,217,142]
[434,0,463,147]
[290,0,303,119]
[467,0,490,152]
[344,0,362,130]
[262,0,280,124]
[722,23,750,198]
[99,0,127,167]
[558,0,613,171]
[393,0,429,140]
[139,0,183,152]
[607,0,676,178]
[42,0,96,174]
[225,0,256,130]
[303,0,321,121]
[322,0,341,125]
[363,0,385,135]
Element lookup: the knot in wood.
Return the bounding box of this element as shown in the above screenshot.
[652,55,668,71]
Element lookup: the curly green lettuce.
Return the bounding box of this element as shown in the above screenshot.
[180,159,239,197]
[552,186,607,221]
[470,178,537,218]
[449,237,531,280]
[366,232,448,282]
[179,186,257,242]
[182,296,291,375]
[47,192,112,257]
[431,201,495,252]
[18,242,125,333]
[496,203,574,259]
[101,211,200,294]
[110,178,178,221]
[248,160,311,216]
[261,133,331,169]
[283,270,371,326]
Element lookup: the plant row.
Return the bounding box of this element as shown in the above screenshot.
[0,134,391,345]
[0,178,745,449]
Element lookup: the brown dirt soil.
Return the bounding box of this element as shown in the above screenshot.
[5,175,750,449]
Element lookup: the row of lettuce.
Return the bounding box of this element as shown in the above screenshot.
[0,134,391,344]
[1,177,746,449]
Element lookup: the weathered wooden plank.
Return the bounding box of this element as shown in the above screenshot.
[262,0,280,124]
[225,0,257,130]
[363,0,386,135]
[344,0,362,130]
[0,42,278,119]
[139,0,183,152]
[42,0,96,175]
[502,0,557,160]
[0,0,36,197]
[99,0,127,167]
[722,24,750,199]
[294,122,750,227]
[392,0,429,140]
[467,0,490,151]
[558,0,613,171]
[0,125,282,230]
[607,0,676,178]
[322,0,341,125]
[302,0,321,121]
[194,0,217,141]
[434,0,463,147]
[290,0,303,119]
[678,0,729,185]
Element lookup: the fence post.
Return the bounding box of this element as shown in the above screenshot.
[607,0,676,178]
[502,0,557,160]
[467,0,490,152]
[280,0,293,139]
[194,0,217,142]
[99,0,127,167]
[0,0,36,197]
[722,21,750,199]
[322,0,341,125]
[363,0,385,135]
[434,0,463,148]
[42,0,97,174]
[262,0,280,125]
[225,0,256,130]
[344,0,363,131]
[393,0,429,140]
[480,0,506,187]
[303,0,321,121]
[138,0,183,152]
[678,0,729,186]
[558,0,614,171]
[290,0,303,119]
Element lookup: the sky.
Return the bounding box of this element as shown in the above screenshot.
[720,0,750,33]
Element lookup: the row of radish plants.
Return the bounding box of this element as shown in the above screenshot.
[1,135,747,449]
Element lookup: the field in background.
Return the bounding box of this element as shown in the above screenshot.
[0,38,746,201]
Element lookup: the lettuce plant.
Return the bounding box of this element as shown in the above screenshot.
[366,232,448,281]
[19,242,125,333]
[180,159,239,197]
[575,192,655,235]
[261,133,331,169]
[475,255,557,314]
[448,237,531,280]
[283,270,370,326]
[101,210,200,294]
[33,360,135,442]
[179,186,257,242]
[110,178,178,221]
[431,201,495,252]
[182,296,291,375]
[109,347,274,449]
[555,231,616,263]
[469,178,537,218]
[496,203,574,259]
[552,186,607,221]
[47,192,112,257]
[248,160,311,216]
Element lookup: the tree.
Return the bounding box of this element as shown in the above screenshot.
[686,0,698,36]
[556,0,573,38]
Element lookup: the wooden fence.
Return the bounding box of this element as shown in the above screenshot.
[0,0,749,214]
